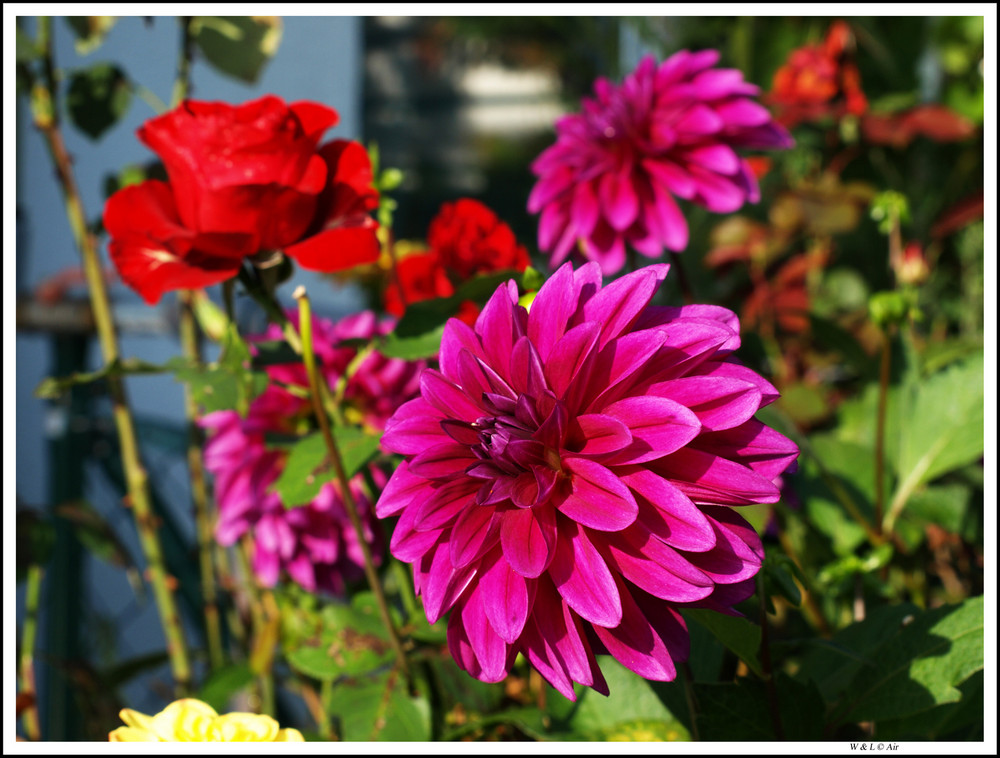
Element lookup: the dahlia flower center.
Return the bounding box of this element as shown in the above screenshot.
[449,392,565,511]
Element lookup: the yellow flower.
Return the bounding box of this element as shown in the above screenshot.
[108,698,304,742]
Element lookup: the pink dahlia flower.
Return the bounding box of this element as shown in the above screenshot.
[202,310,425,594]
[528,52,794,275]
[376,262,798,698]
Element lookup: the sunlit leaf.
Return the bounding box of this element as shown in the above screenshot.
[65,16,117,55]
[683,608,762,678]
[191,16,282,84]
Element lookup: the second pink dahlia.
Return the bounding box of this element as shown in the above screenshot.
[376,262,799,698]
[528,51,793,275]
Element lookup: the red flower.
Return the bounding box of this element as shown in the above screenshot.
[104,95,380,304]
[427,198,531,280]
[770,21,868,128]
[860,104,976,149]
[384,199,529,324]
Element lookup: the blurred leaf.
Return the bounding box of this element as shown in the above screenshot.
[66,62,131,140]
[891,351,984,519]
[168,325,269,414]
[191,16,282,84]
[196,664,255,713]
[919,334,984,375]
[35,357,166,399]
[683,608,762,678]
[54,500,136,570]
[102,651,170,689]
[900,483,971,536]
[65,16,117,55]
[16,510,56,581]
[763,554,802,607]
[835,596,983,723]
[774,382,832,426]
[693,674,825,740]
[16,26,40,63]
[272,433,331,508]
[250,339,304,368]
[817,543,893,586]
[326,669,430,740]
[808,313,874,377]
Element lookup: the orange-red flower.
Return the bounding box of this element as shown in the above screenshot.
[770,21,868,128]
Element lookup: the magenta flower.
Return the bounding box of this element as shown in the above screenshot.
[376,262,798,698]
[202,310,424,594]
[528,52,793,275]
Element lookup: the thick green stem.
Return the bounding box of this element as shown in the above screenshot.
[30,17,191,694]
[179,290,225,670]
[19,564,44,741]
[294,288,410,681]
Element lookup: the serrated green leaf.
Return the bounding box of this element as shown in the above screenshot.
[684,608,762,678]
[197,663,255,713]
[836,596,984,723]
[873,669,984,740]
[891,352,984,519]
[66,62,131,140]
[191,16,282,84]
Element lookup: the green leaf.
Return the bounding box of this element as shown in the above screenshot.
[892,352,984,512]
[54,500,136,570]
[35,357,167,399]
[873,669,984,740]
[65,16,117,55]
[836,596,984,723]
[546,656,689,741]
[763,553,802,607]
[197,663,255,713]
[683,608,762,678]
[332,426,383,480]
[325,669,430,740]
[190,16,282,84]
[808,313,875,378]
[66,62,131,140]
[693,674,826,740]
[271,433,332,508]
[169,325,269,414]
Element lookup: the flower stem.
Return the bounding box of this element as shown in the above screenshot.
[874,325,892,533]
[18,564,44,741]
[29,16,192,695]
[756,574,785,740]
[680,661,701,741]
[178,289,225,670]
[294,287,410,681]
[669,251,694,304]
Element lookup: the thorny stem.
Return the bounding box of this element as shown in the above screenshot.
[29,16,192,695]
[18,564,44,741]
[294,288,411,682]
[236,536,276,716]
[757,574,785,740]
[179,290,225,670]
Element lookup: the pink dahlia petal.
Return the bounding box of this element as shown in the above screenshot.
[481,552,534,643]
[548,519,623,627]
[375,262,797,697]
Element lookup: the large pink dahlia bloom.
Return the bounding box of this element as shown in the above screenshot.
[376,262,798,698]
[528,52,794,275]
[202,311,424,594]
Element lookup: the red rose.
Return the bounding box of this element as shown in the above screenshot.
[104,95,380,304]
[426,198,530,280]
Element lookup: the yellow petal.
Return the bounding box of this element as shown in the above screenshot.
[274,728,305,742]
[118,707,155,732]
[209,712,280,742]
[108,726,160,742]
[150,698,218,741]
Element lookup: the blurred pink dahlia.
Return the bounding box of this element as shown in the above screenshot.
[528,52,793,275]
[202,311,425,594]
[376,262,798,698]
